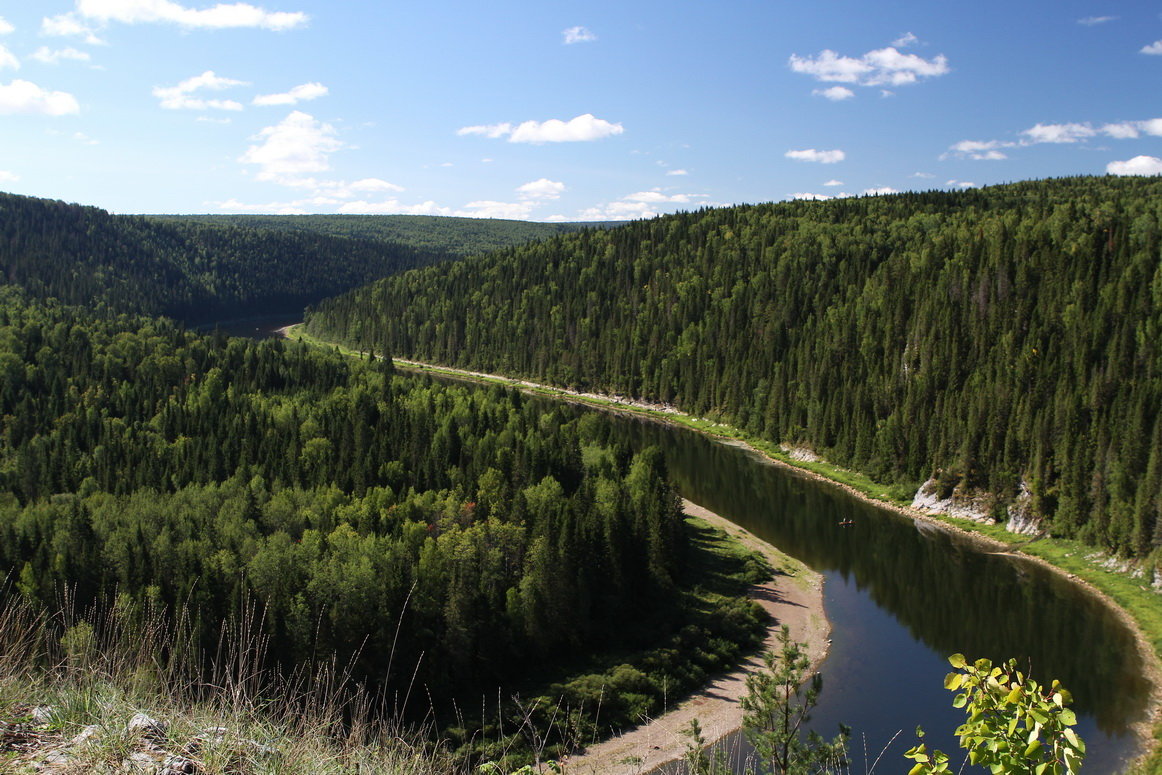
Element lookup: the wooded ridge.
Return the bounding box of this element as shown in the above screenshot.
[304,176,1162,559]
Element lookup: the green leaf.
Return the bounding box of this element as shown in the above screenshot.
[948,654,967,669]
[1024,740,1042,758]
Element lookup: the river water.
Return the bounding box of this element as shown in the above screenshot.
[232,317,1151,773]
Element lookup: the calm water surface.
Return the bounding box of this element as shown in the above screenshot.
[239,319,1152,773]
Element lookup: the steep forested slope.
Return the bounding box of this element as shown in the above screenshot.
[152,213,615,257]
[305,176,1162,557]
[0,289,764,751]
[0,192,444,322]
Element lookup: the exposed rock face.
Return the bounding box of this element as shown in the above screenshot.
[912,477,1044,537]
[910,478,994,524]
[780,444,821,463]
[1005,481,1042,536]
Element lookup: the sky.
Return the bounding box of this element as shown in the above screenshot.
[0,0,1160,220]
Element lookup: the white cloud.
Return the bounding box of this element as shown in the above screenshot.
[575,189,707,221]
[0,170,18,183]
[30,47,92,65]
[0,45,18,70]
[71,0,308,31]
[457,122,512,139]
[459,200,537,219]
[1102,121,1140,139]
[863,187,899,196]
[1078,16,1117,25]
[1021,122,1096,144]
[458,113,623,143]
[823,179,844,186]
[153,70,247,110]
[563,25,596,44]
[892,32,918,47]
[943,139,1013,160]
[622,190,696,204]
[1144,40,1162,55]
[946,179,976,188]
[910,172,935,178]
[0,17,13,35]
[0,80,80,115]
[666,169,688,176]
[1107,155,1162,175]
[41,13,105,44]
[785,148,845,164]
[240,110,344,181]
[789,43,949,88]
[516,178,565,200]
[792,192,833,201]
[252,81,327,106]
[813,85,854,101]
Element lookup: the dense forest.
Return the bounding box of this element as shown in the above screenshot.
[151,213,614,258]
[304,176,1162,559]
[0,192,446,323]
[0,289,764,754]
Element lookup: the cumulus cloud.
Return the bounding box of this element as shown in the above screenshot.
[785,148,845,164]
[813,85,854,101]
[863,187,899,196]
[562,26,596,44]
[574,189,706,221]
[792,192,834,201]
[892,32,919,47]
[68,0,308,31]
[41,13,106,44]
[1142,40,1162,55]
[516,178,565,200]
[1078,16,1117,25]
[789,42,949,88]
[943,139,1012,160]
[0,17,13,35]
[946,179,976,188]
[240,110,344,181]
[0,80,80,115]
[0,45,18,70]
[0,170,18,183]
[666,169,688,176]
[153,70,247,110]
[1107,155,1162,176]
[252,81,327,106]
[823,179,843,186]
[458,113,623,143]
[1022,122,1096,144]
[30,47,92,65]
[949,116,1162,161]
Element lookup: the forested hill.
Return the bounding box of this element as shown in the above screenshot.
[0,192,446,323]
[305,176,1162,558]
[150,213,616,257]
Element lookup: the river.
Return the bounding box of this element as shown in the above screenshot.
[233,317,1151,773]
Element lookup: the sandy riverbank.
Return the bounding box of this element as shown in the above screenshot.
[563,499,829,775]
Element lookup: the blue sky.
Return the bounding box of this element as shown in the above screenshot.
[0,0,1160,219]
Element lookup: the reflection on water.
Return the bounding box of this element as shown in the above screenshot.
[230,320,1150,774]
[562,408,1149,774]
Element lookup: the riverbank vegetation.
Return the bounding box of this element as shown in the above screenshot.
[0,289,770,765]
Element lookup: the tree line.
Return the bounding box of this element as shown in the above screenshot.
[304,176,1162,559]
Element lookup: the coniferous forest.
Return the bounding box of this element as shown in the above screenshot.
[304,176,1162,558]
[0,286,765,756]
[0,192,447,322]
